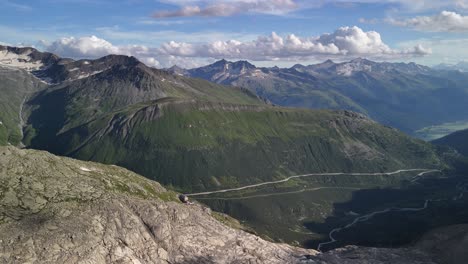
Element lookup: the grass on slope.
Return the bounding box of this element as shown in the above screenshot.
[433,129,468,157]
[34,99,444,193]
[0,67,45,145]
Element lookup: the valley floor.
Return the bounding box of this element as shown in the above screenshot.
[194,169,468,252]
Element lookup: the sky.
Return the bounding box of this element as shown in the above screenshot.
[1,0,468,68]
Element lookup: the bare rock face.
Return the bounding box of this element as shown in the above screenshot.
[0,146,314,263]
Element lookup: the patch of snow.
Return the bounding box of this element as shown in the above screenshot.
[40,77,53,84]
[337,65,354,76]
[79,167,93,172]
[0,50,44,70]
[346,211,360,216]
[92,70,104,75]
[83,61,90,65]
[77,70,103,80]
[30,72,54,85]
[0,121,3,125]
[77,74,89,79]
[250,69,267,78]
[0,64,20,72]
[336,61,372,76]
[69,67,80,72]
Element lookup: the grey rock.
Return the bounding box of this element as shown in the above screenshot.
[0,146,314,263]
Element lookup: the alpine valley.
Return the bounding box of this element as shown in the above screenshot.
[1,44,468,263]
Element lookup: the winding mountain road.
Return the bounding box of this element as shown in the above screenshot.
[186,169,440,197]
[194,186,361,200]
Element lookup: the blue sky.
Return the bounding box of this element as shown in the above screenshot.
[1,0,468,68]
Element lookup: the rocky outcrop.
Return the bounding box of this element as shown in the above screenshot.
[0,146,314,263]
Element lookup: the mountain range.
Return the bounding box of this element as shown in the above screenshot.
[0,45,446,193]
[2,44,468,255]
[434,61,468,72]
[168,58,468,135]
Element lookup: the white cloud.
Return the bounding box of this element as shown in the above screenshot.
[42,27,430,68]
[387,11,468,32]
[45,36,120,58]
[397,37,468,65]
[153,0,297,18]
[41,35,206,68]
[158,26,430,61]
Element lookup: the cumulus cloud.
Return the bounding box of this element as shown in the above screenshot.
[45,36,120,58]
[42,26,430,68]
[397,37,468,65]
[387,11,468,32]
[41,36,206,68]
[158,26,430,61]
[153,0,297,18]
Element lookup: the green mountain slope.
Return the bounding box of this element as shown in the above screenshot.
[28,97,444,192]
[0,66,46,146]
[433,129,468,156]
[22,55,261,147]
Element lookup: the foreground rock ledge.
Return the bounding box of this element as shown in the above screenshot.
[0,146,314,263]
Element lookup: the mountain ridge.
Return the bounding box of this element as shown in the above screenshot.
[169,58,468,134]
[433,128,468,156]
[434,61,468,72]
